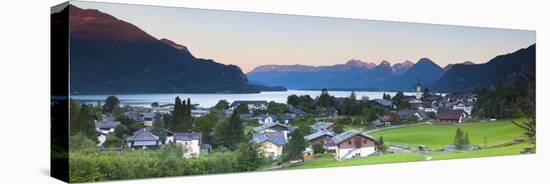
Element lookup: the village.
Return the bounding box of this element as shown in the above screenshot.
[89,81,488,167]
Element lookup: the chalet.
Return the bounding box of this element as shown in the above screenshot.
[251,122,296,141]
[251,132,287,159]
[331,130,377,160]
[95,117,120,133]
[305,130,337,148]
[289,107,306,116]
[311,121,335,132]
[397,109,424,121]
[418,102,438,113]
[314,107,338,116]
[124,111,159,127]
[126,128,161,149]
[452,102,473,116]
[372,99,395,109]
[370,119,391,129]
[174,132,208,158]
[437,110,468,124]
[258,114,275,125]
[230,100,268,111]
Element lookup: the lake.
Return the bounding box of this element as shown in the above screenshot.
[71,90,416,108]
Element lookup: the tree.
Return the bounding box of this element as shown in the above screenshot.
[235,103,250,114]
[317,88,335,107]
[69,132,96,150]
[383,93,392,100]
[332,124,344,134]
[103,96,120,114]
[194,112,219,133]
[151,102,159,108]
[214,111,245,150]
[235,142,265,171]
[267,101,289,114]
[214,100,230,111]
[287,95,299,107]
[114,124,129,139]
[453,128,470,150]
[397,101,412,110]
[71,103,97,141]
[170,97,193,132]
[392,91,405,102]
[103,132,123,148]
[283,128,308,161]
[312,144,325,154]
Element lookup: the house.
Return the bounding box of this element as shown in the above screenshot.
[230,100,268,111]
[452,102,473,116]
[96,130,108,146]
[124,111,158,126]
[311,121,335,132]
[126,128,161,149]
[397,109,424,121]
[251,132,287,159]
[369,119,391,129]
[95,117,120,133]
[302,147,315,161]
[289,107,306,116]
[251,122,296,141]
[305,130,337,148]
[314,107,338,116]
[331,130,377,160]
[372,99,395,109]
[174,132,205,158]
[140,112,156,127]
[418,102,438,113]
[437,110,468,123]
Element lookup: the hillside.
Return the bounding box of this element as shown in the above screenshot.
[429,44,536,92]
[58,5,281,94]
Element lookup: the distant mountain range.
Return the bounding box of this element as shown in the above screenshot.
[247,58,444,90]
[248,44,535,92]
[57,5,283,94]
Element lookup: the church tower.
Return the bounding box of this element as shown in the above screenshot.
[416,79,421,99]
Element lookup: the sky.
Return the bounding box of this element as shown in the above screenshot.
[73,1,536,73]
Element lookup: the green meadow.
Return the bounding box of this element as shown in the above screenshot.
[369,119,525,149]
[289,119,529,170]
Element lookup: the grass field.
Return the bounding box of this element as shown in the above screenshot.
[289,153,426,169]
[286,119,529,170]
[369,119,525,149]
[290,142,529,169]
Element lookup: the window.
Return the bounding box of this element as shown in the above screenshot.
[363,140,367,144]
[348,141,351,145]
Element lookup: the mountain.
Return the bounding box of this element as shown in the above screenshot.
[429,44,536,92]
[391,60,414,75]
[443,61,475,71]
[390,58,444,88]
[58,5,280,94]
[247,58,443,90]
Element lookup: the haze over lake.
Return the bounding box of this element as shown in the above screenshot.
[71,90,417,108]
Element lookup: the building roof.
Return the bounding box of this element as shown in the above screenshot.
[289,107,305,115]
[372,99,394,107]
[231,100,268,107]
[251,132,286,145]
[252,122,292,133]
[127,128,160,142]
[311,121,335,132]
[305,130,337,141]
[331,130,376,144]
[438,110,466,120]
[95,118,120,129]
[174,132,202,142]
[397,109,419,118]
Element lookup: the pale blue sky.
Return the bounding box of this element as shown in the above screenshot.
[73,1,535,72]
